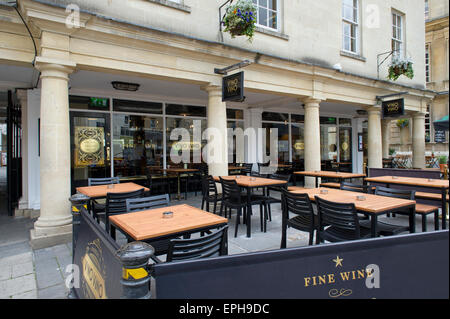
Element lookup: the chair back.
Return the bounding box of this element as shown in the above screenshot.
[167,226,228,262]
[281,189,314,225]
[374,186,415,200]
[126,194,169,213]
[88,177,120,186]
[105,189,145,230]
[270,173,291,183]
[340,182,372,194]
[202,175,218,199]
[241,163,253,175]
[315,196,361,237]
[220,177,242,205]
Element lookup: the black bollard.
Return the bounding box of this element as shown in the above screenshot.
[115,241,155,299]
[67,193,90,299]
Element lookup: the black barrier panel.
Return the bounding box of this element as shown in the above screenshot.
[73,209,123,299]
[153,231,449,299]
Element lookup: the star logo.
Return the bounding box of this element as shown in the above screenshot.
[333,256,344,267]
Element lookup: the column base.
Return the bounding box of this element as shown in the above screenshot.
[30,224,72,250]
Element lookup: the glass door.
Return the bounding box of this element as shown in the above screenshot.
[70,112,111,194]
[339,127,353,172]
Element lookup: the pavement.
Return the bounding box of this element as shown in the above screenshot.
[0,169,447,299]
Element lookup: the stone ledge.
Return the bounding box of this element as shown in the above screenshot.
[30,229,72,250]
[340,50,367,62]
[147,0,191,13]
[255,26,289,40]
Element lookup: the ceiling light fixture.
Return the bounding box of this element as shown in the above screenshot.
[111,81,140,91]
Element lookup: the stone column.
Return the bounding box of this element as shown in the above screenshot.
[367,107,383,169]
[303,98,322,188]
[30,57,76,249]
[203,85,228,177]
[412,112,426,169]
[381,119,391,159]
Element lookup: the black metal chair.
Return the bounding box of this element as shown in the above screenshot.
[201,175,223,215]
[150,225,228,263]
[219,177,267,237]
[126,194,171,256]
[340,181,373,194]
[241,163,253,176]
[315,196,372,243]
[99,188,145,240]
[281,189,317,248]
[87,177,120,220]
[361,186,414,236]
[264,173,291,222]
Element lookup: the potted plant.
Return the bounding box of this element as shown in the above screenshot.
[388,56,414,81]
[438,155,448,173]
[222,0,257,41]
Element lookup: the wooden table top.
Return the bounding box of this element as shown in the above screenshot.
[76,182,149,198]
[109,204,228,241]
[288,187,416,214]
[213,175,288,187]
[228,166,243,170]
[365,176,449,189]
[294,171,366,179]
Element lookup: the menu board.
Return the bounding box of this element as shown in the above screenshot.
[434,130,446,143]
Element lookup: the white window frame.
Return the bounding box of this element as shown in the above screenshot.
[252,0,280,32]
[425,0,429,20]
[425,43,431,83]
[392,11,404,57]
[342,0,360,54]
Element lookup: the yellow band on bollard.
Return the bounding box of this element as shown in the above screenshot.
[123,268,148,280]
[72,205,88,212]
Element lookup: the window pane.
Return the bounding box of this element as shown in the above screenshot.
[262,122,290,164]
[269,10,277,29]
[291,114,304,123]
[259,0,268,8]
[262,112,289,122]
[259,7,268,26]
[227,108,244,120]
[113,99,163,114]
[165,104,206,117]
[292,123,304,161]
[269,0,277,10]
[113,114,164,177]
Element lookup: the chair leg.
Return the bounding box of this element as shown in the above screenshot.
[422,215,427,232]
[268,203,272,222]
[201,198,205,210]
[280,224,287,249]
[235,208,241,238]
[259,204,263,232]
[219,201,224,216]
[434,210,440,231]
[213,201,217,215]
[308,231,314,246]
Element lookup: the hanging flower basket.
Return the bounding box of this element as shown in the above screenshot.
[388,56,414,81]
[222,0,257,41]
[396,118,410,128]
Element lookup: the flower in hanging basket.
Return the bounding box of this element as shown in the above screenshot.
[223,0,257,41]
[388,56,414,81]
[396,118,409,128]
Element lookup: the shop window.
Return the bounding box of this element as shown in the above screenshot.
[227,109,244,120]
[342,0,359,54]
[113,99,163,115]
[339,118,352,126]
[166,104,206,117]
[291,114,304,123]
[252,0,279,31]
[262,122,289,164]
[320,117,337,125]
[262,112,289,122]
[113,114,164,177]
[69,95,110,111]
[291,122,304,162]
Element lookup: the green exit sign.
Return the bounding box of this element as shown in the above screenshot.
[89,97,109,108]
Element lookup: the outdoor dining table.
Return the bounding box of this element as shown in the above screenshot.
[108,204,228,247]
[156,168,199,200]
[76,182,149,199]
[289,187,417,238]
[365,176,449,230]
[213,175,288,238]
[294,171,366,188]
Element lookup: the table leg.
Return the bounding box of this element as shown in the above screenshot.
[316,177,319,188]
[442,188,447,230]
[370,215,378,238]
[409,206,416,233]
[246,187,252,238]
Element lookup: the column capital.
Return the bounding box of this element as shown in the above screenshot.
[34,56,76,81]
[302,97,322,107]
[201,84,222,95]
[412,111,426,119]
[366,106,381,115]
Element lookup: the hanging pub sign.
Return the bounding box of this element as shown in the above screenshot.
[382,98,405,118]
[222,71,244,102]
